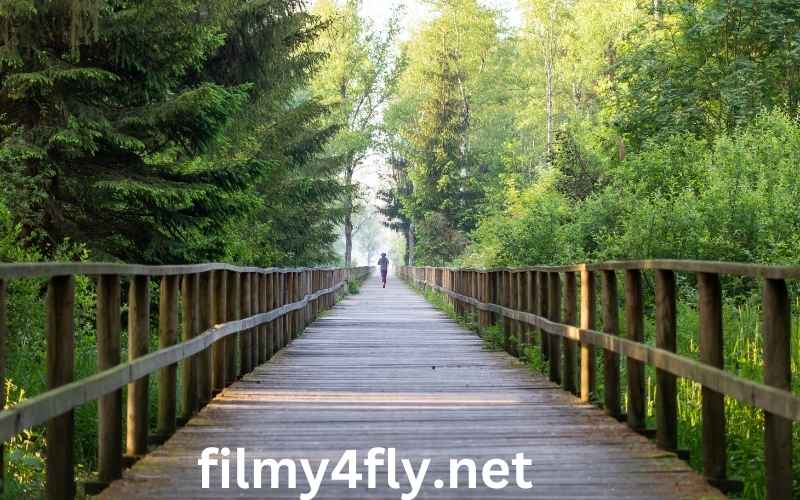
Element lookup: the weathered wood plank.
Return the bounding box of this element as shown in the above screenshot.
[100,278,721,499]
[46,276,75,500]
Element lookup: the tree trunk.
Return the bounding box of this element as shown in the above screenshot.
[407,224,415,266]
[344,211,353,267]
[344,164,354,267]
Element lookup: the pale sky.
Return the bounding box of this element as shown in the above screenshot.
[360,0,522,32]
[318,0,524,265]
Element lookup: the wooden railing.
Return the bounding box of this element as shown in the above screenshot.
[0,262,371,498]
[400,261,799,500]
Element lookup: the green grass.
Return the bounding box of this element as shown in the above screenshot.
[407,279,800,500]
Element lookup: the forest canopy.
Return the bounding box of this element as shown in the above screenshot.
[1,1,800,497]
[380,0,800,269]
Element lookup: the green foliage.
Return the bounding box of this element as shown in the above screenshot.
[384,2,800,496]
[0,0,257,262]
[611,0,800,148]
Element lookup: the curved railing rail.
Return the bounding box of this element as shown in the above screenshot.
[400,260,798,500]
[0,263,371,498]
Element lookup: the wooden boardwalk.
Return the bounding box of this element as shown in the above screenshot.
[99,275,722,499]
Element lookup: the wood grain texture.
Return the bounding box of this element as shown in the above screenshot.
[100,278,722,499]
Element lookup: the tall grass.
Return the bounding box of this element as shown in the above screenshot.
[410,281,800,499]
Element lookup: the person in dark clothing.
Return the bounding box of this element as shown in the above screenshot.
[378,253,389,288]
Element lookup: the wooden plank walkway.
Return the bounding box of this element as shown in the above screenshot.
[99,275,722,499]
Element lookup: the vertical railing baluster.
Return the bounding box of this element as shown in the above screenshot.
[602,270,620,418]
[46,275,76,500]
[127,275,150,459]
[180,274,198,420]
[512,271,521,356]
[625,270,646,431]
[490,271,498,326]
[239,272,252,376]
[655,269,677,451]
[481,272,492,328]
[225,272,240,385]
[503,271,512,354]
[279,272,287,348]
[698,273,727,484]
[762,278,792,500]
[580,269,596,402]
[538,271,549,364]
[275,272,283,350]
[156,275,178,439]
[259,273,267,364]
[564,272,577,394]
[284,272,291,345]
[519,271,529,353]
[212,270,227,394]
[198,272,212,407]
[250,273,258,370]
[528,271,538,354]
[548,272,561,384]
[95,275,122,489]
[266,273,275,359]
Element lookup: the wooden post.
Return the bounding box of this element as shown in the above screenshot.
[284,273,294,345]
[266,273,274,359]
[226,272,240,384]
[239,272,252,376]
[538,271,549,363]
[212,270,227,393]
[509,271,523,357]
[528,271,538,352]
[156,275,178,437]
[762,278,792,500]
[490,271,499,326]
[519,271,529,350]
[548,272,561,384]
[564,272,577,394]
[278,273,286,348]
[46,275,75,500]
[504,271,513,355]
[0,279,5,492]
[508,272,517,355]
[295,271,301,337]
[625,270,646,431]
[96,275,122,485]
[197,272,212,406]
[249,273,258,370]
[698,272,726,482]
[602,270,620,418]
[482,272,492,328]
[127,275,149,458]
[655,270,678,451]
[274,272,283,350]
[180,274,198,419]
[580,270,596,402]
[259,273,268,364]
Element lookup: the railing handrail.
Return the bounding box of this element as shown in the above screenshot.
[0,282,343,442]
[400,261,795,499]
[0,261,353,279]
[0,263,372,498]
[413,258,800,279]
[409,276,800,420]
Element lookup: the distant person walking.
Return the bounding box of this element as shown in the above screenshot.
[378,253,389,288]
